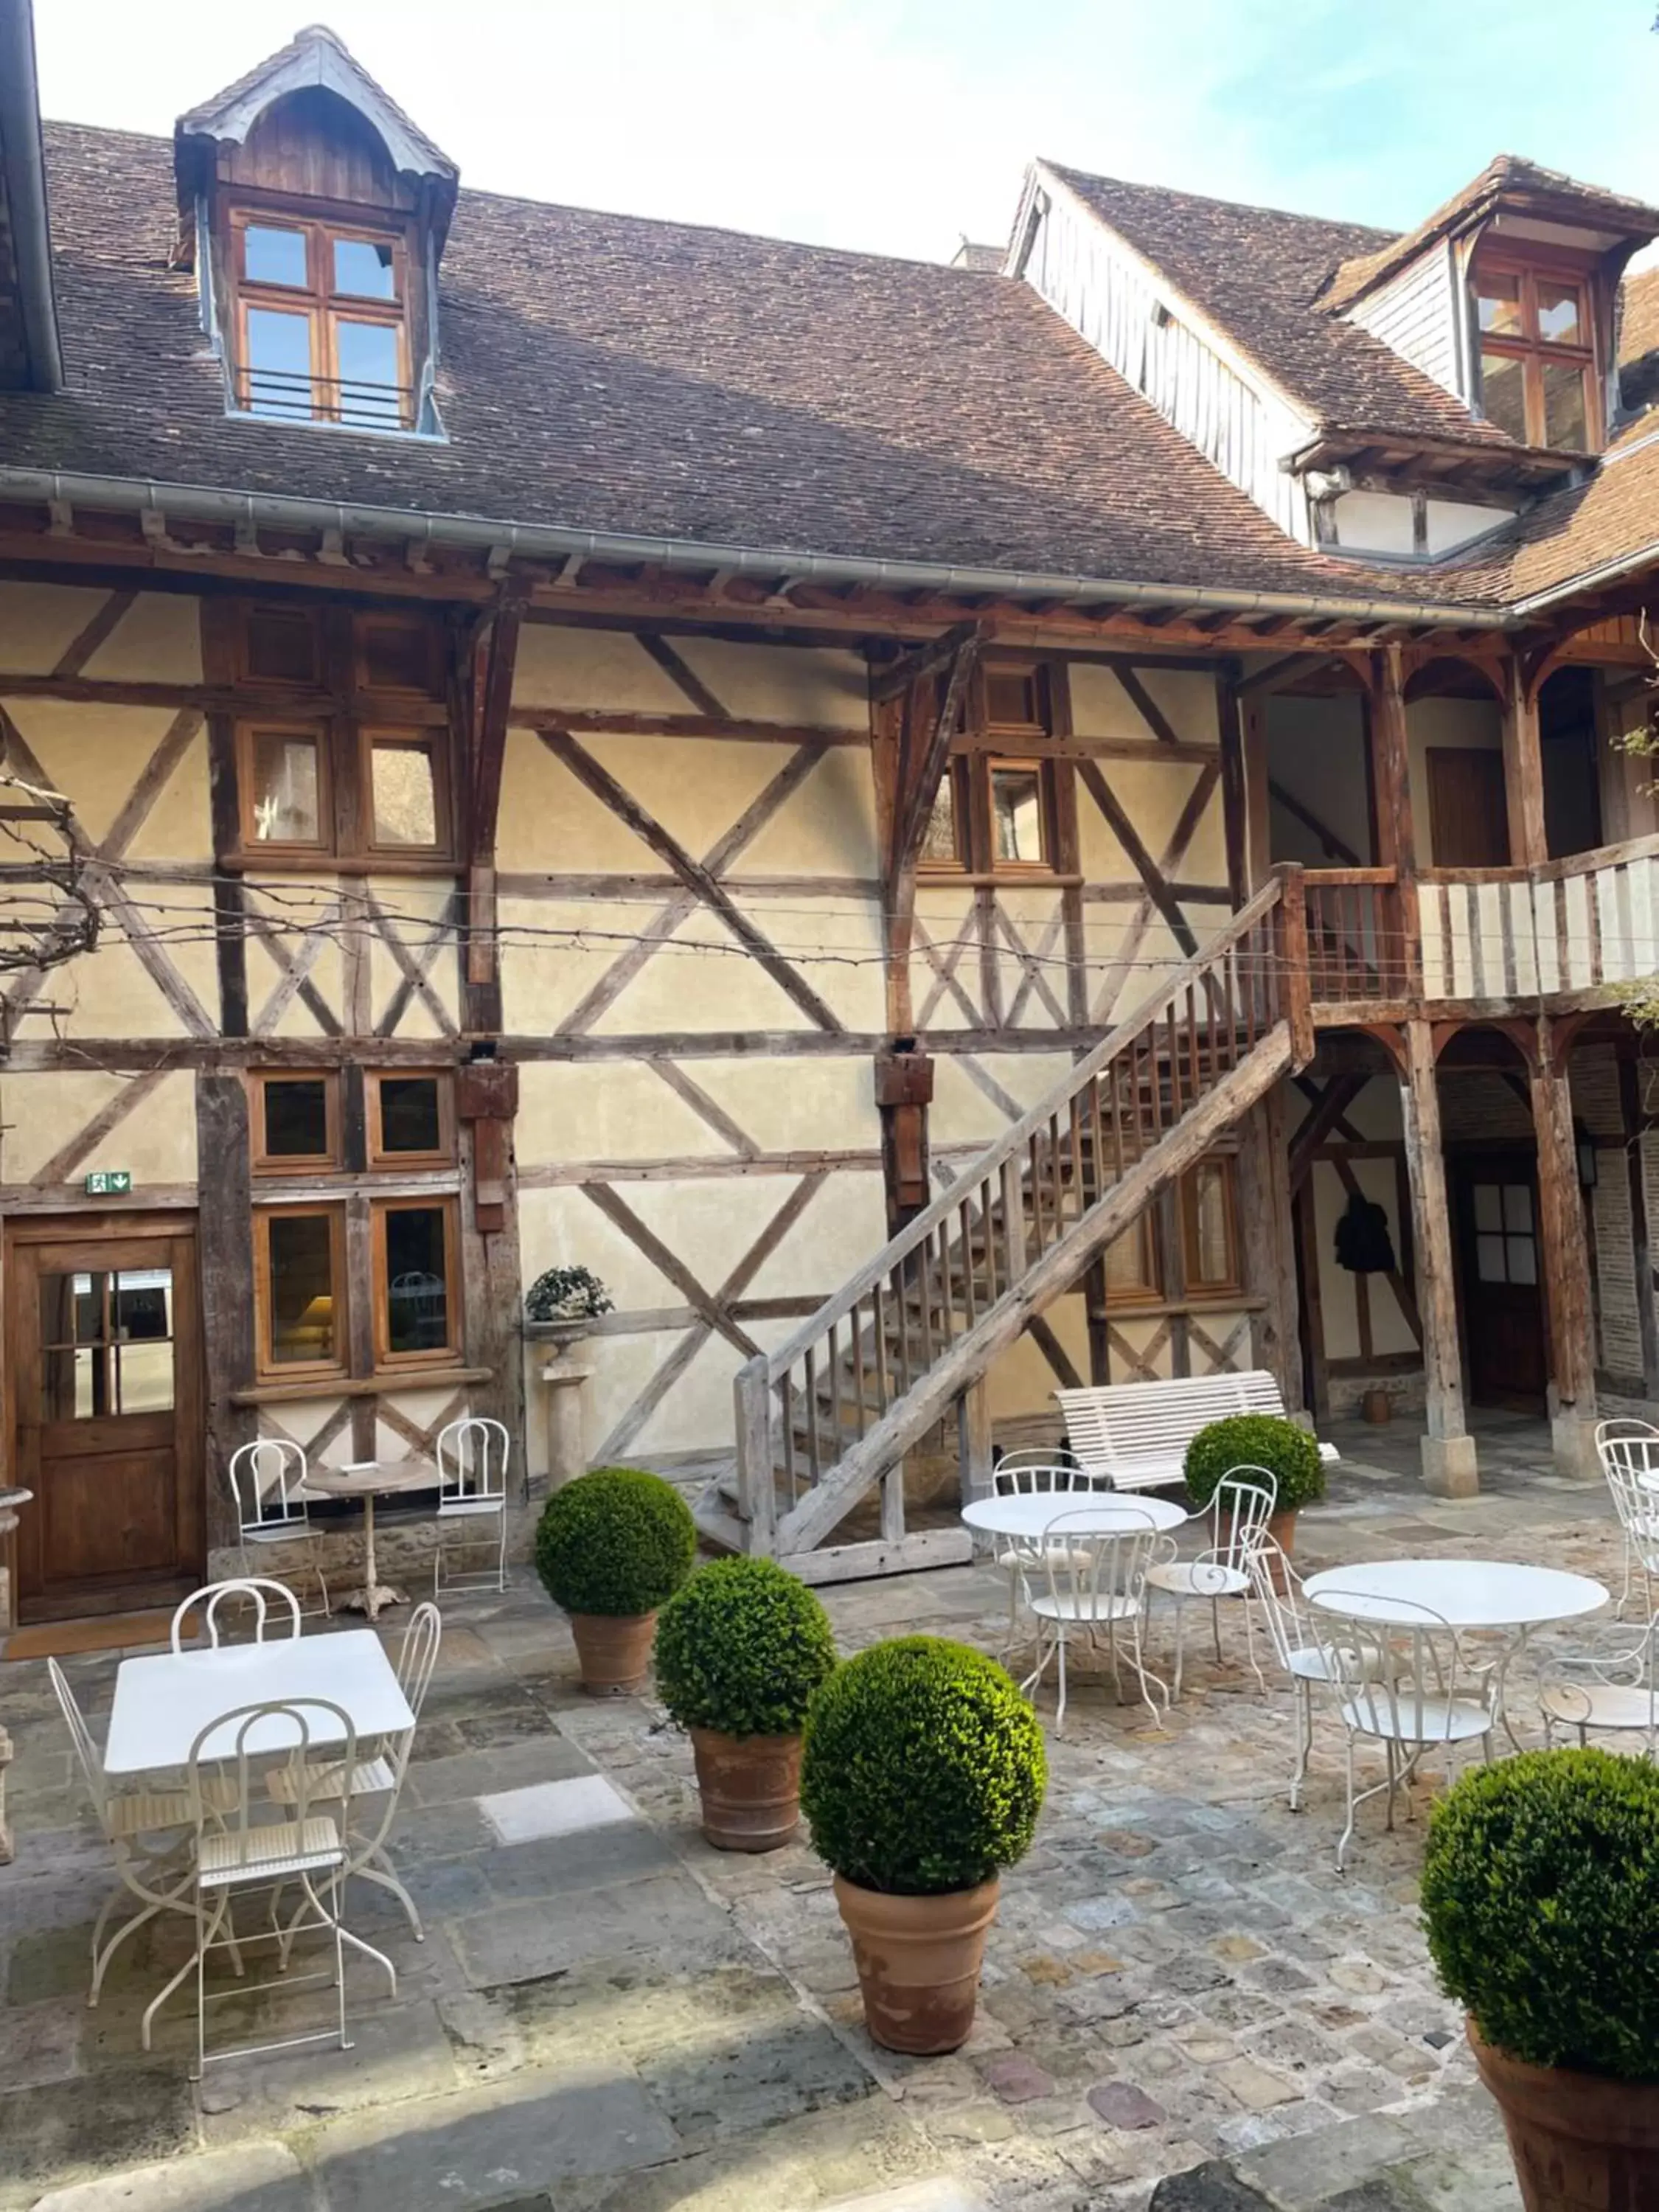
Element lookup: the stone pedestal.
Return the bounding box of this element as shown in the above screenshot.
[1549,1408,1601,1481]
[1420,1433,1480,1500]
[540,1346,594,1488]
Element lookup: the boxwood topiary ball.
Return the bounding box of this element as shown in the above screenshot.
[1422,1747,1659,2079]
[801,1635,1046,1896]
[1183,1412,1324,1514]
[655,1557,837,1739]
[534,1467,696,1618]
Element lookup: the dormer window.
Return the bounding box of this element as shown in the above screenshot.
[232,208,412,428]
[1474,256,1599,451]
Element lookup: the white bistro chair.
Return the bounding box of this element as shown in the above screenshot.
[142,1698,395,2075]
[1146,1470,1276,1700]
[1307,1590,1500,1871]
[171,1576,302,1652]
[1539,1613,1659,1757]
[49,1658,237,2006]
[1018,1505,1166,1731]
[227,1439,330,1619]
[1595,1419,1659,1618]
[1242,1534,1395,1812]
[432,1416,511,1596]
[268,1599,442,1937]
[985,1455,1096,1654]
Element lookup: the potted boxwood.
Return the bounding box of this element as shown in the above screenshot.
[801,1636,1046,2055]
[655,1557,837,1852]
[534,1467,695,1694]
[1422,1747,1659,2210]
[1184,1411,1324,1567]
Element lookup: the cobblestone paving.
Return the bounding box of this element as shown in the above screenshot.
[0,1408,1621,2209]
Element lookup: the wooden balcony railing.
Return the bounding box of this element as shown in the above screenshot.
[1305,831,1659,1015]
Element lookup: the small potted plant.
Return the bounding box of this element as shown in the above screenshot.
[1184,1411,1324,1565]
[801,1636,1046,2054]
[533,1466,695,1694]
[524,1264,613,1345]
[655,1557,837,1851]
[1423,1747,1659,2210]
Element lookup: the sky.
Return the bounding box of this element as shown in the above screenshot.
[31,0,1659,265]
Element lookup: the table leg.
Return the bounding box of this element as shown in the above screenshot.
[340,1492,407,1620]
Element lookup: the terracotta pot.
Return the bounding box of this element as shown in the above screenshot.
[688,1728,803,1852]
[832,1873,999,2054]
[1265,1509,1298,1594]
[1360,1386,1392,1425]
[569,1610,656,1695]
[1469,2020,1659,2211]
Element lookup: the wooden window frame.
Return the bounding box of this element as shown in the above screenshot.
[229,206,415,431]
[366,1070,456,1169]
[249,1070,342,1176]
[1102,1214,1164,1310]
[1472,249,1602,453]
[360,725,453,860]
[370,1194,461,1371]
[1180,1155,1243,1300]
[917,660,1069,879]
[236,717,334,855]
[253,1201,348,1382]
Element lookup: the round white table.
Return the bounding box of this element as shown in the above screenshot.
[963,1492,1188,1540]
[300,1459,437,1620]
[1302,1559,1608,1630]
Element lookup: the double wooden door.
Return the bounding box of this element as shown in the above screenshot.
[9,1215,204,1621]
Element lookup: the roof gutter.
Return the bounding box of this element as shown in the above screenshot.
[0,0,63,393]
[0,465,1517,631]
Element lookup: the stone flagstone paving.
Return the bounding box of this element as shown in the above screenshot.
[0,1408,1622,2208]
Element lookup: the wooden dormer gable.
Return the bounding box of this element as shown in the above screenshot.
[173,24,457,436]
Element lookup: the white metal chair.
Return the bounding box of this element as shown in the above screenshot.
[1145,1470,1277,1700]
[1019,1506,1167,1731]
[142,1698,394,2075]
[170,1576,302,1652]
[986,1455,1097,1653]
[49,1658,237,2006]
[1595,1420,1659,1618]
[267,1600,442,1938]
[431,1416,511,1596]
[1539,1613,1659,1757]
[227,1439,330,1618]
[1306,1590,1500,1871]
[1242,1535,1396,1812]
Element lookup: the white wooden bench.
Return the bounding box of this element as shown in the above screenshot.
[1051,1371,1339,1494]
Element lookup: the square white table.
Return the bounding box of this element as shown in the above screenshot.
[104,1630,414,1776]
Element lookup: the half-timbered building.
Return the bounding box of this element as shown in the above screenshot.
[5,11,1659,1617]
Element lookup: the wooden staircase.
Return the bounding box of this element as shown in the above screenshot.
[700,872,1313,1582]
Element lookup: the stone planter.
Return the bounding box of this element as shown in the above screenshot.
[688,1728,803,1852]
[569,1609,656,1695]
[1469,2020,1659,2211]
[832,1873,1000,2054]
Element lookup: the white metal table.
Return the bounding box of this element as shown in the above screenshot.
[300,1460,437,1620]
[1302,1559,1608,1631]
[105,1630,414,1775]
[962,1492,1188,1540]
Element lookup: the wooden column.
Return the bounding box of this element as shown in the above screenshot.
[1619,1051,1659,1399]
[956,1377,992,1512]
[1217,661,1251,905]
[1502,658,1548,869]
[1369,647,1422,996]
[1399,1020,1478,1495]
[1531,1017,1599,1475]
[195,1073,257,1556]
[1237,1088,1302,1407]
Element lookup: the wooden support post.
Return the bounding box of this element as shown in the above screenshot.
[1237,1087,1302,1407]
[1369,647,1422,996]
[1083,1258,1111,1385]
[1217,661,1251,905]
[1274,865,1315,1068]
[1291,1180,1329,1421]
[195,1074,257,1553]
[1502,660,1548,869]
[1531,1016,1599,1476]
[1620,1052,1659,1400]
[1399,1020,1478,1496]
[957,1376,992,1514]
[734,1357,776,1555]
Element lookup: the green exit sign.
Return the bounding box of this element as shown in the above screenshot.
[84,1169,132,1196]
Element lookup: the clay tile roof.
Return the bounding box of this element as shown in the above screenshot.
[1040,160,1512,448]
[0,121,1512,613]
[1326,155,1659,315]
[1620,264,1659,414]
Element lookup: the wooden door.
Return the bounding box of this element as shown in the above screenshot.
[10,1216,204,1621]
[1455,1166,1547,1413]
[1427,748,1510,868]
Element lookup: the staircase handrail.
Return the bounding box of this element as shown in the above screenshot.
[755,868,1295,1391]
